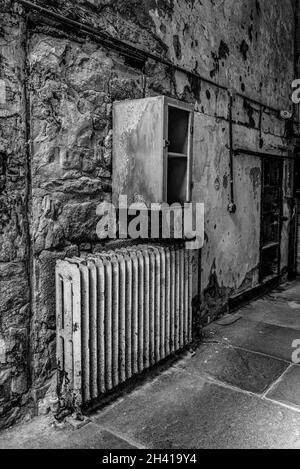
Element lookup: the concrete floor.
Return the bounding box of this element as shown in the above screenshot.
[1,280,300,449]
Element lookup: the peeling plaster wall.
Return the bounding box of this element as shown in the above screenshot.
[149,0,294,109]
[0,0,297,427]
[146,0,295,323]
[193,116,262,320]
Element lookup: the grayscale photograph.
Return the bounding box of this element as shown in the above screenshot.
[0,0,300,454]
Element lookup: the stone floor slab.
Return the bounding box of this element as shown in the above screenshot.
[215,313,243,326]
[270,282,300,302]
[1,281,300,449]
[205,318,300,362]
[176,343,288,394]
[62,427,138,449]
[266,365,300,410]
[94,368,300,449]
[0,420,137,449]
[239,298,300,330]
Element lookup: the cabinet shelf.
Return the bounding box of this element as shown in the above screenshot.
[262,241,280,251]
[168,152,187,159]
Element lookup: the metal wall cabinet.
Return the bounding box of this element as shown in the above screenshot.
[112,96,194,206]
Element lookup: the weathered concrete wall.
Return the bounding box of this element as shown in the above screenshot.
[0,0,297,427]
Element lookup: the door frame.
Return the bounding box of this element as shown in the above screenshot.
[259,157,284,284]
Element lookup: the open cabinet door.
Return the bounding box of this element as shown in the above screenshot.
[113,96,165,206]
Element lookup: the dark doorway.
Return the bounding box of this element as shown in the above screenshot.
[260,158,283,283]
[295,158,300,276]
[295,159,300,197]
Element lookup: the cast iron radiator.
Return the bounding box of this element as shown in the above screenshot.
[56,244,193,405]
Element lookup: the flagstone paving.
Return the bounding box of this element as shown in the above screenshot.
[1,280,300,449]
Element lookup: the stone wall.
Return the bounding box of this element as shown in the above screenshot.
[0,0,298,428]
[28,32,145,391]
[0,2,31,428]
